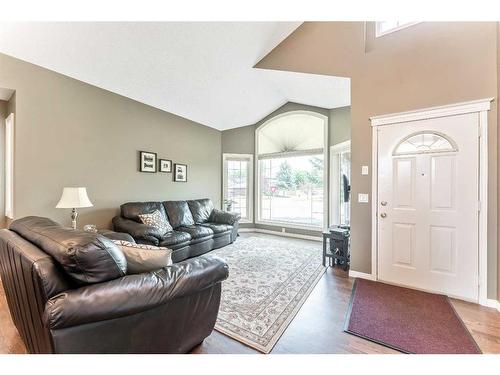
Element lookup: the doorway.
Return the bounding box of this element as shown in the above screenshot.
[371,99,491,303]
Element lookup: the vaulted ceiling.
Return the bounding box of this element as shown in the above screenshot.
[0,22,350,130]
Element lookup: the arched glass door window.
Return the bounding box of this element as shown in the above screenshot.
[393,131,458,156]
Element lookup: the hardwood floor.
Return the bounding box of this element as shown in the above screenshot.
[1,233,500,354]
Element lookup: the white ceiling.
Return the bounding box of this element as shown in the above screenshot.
[0,22,350,130]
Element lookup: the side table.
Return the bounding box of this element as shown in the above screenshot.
[322,227,350,270]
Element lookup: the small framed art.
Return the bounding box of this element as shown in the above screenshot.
[159,159,172,173]
[139,151,157,173]
[173,163,187,182]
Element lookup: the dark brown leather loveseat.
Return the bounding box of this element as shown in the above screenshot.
[0,216,228,353]
[113,198,241,262]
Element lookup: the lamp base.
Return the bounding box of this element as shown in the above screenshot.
[71,208,78,230]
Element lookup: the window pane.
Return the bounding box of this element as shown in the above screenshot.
[376,21,419,36]
[394,132,456,156]
[259,154,323,227]
[225,157,251,220]
[378,21,399,33]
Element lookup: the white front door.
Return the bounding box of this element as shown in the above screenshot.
[377,112,479,301]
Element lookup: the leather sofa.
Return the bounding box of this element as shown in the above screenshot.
[113,198,241,262]
[0,216,229,353]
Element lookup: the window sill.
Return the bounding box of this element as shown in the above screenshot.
[255,219,323,232]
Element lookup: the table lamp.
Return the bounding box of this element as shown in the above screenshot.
[56,187,93,229]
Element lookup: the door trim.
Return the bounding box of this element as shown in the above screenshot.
[329,140,351,226]
[370,98,493,305]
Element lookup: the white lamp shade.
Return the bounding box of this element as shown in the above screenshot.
[56,187,93,208]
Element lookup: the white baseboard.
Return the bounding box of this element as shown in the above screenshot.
[485,299,500,312]
[348,270,377,281]
[237,228,255,233]
[238,228,322,242]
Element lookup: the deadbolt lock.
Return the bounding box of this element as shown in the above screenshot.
[381,201,387,206]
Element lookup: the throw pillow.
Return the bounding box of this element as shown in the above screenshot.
[112,240,173,274]
[138,209,173,236]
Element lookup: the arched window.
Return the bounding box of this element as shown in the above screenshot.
[393,131,458,156]
[256,111,327,228]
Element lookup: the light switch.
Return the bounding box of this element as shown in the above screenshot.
[358,193,369,203]
[361,166,369,175]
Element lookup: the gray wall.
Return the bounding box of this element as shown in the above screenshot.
[0,53,222,230]
[0,100,7,116]
[330,106,351,146]
[222,124,255,154]
[221,102,351,236]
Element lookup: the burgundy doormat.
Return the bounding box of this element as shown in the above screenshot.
[344,279,481,354]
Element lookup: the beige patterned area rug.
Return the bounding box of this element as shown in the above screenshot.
[210,236,325,353]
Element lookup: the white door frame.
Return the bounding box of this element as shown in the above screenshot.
[370,98,493,306]
[329,140,351,226]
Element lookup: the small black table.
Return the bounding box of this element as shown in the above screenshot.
[322,227,350,270]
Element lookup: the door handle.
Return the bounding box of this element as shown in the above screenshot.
[380,213,387,218]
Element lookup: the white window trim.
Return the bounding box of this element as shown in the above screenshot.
[5,113,14,220]
[255,110,329,232]
[222,153,253,224]
[329,140,351,227]
[375,21,421,38]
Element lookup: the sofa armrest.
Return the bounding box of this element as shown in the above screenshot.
[112,216,161,246]
[44,255,229,330]
[210,209,241,225]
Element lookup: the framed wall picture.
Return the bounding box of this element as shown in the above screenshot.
[159,159,172,173]
[139,151,157,173]
[173,163,188,182]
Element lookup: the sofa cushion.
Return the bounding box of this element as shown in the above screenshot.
[121,202,167,223]
[159,230,191,249]
[163,201,195,228]
[10,216,127,285]
[187,199,214,224]
[178,225,214,240]
[138,209,173,236]
[112,240,172,275]
[199,222,232,236]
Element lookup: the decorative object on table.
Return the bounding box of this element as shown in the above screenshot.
[344,279,481,354]
[83,224,98,233]
[139,151,157,173]
[159,158,172,173]
[56,187,93,230]
[322,225,350,270]
[223,199,234,211]
[173,163,187,182]
[212,236,325,353]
